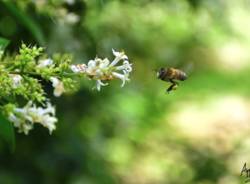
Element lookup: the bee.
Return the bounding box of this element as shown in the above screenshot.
[157,67,187,93]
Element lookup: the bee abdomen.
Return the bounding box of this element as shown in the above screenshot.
[177,70,187,81]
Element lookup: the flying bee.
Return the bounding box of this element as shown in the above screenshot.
[157,67,188,93]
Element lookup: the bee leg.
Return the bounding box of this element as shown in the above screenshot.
[167,80,178,93]
[167,83,175,93]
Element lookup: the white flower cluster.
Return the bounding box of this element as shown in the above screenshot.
[3,49,132,136]
[8,101,57,135]
[70,49,132,91]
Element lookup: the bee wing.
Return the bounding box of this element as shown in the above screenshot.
[181,63,194,76]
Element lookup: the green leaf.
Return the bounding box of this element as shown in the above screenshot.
[0,113,15,152]
[0,37,10,51]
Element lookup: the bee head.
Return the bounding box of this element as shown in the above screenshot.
[157,68,165,78]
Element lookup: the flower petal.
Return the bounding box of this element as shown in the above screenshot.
[50,77,65,97]
[96,80,108,91]
[37,58,53,68]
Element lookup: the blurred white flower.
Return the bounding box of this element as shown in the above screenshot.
[65,0,75,5]
[37,58,53,68]
[9,74,22,88]
[65,13,80,24]
[50,77,65,97]
[8,101,57,135]
[70,49,132,90]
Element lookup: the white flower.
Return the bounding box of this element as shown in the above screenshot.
[9,74,22,88]
[8,101,57,135]
[37,58,53,68]
[70,49,132,91]
[70,64,87,73]
[50,77,65,97]
[86,59,97,74]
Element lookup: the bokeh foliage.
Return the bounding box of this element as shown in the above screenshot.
[0,0,250,183]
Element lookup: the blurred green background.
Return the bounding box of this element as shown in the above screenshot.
[1,0,250,183]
